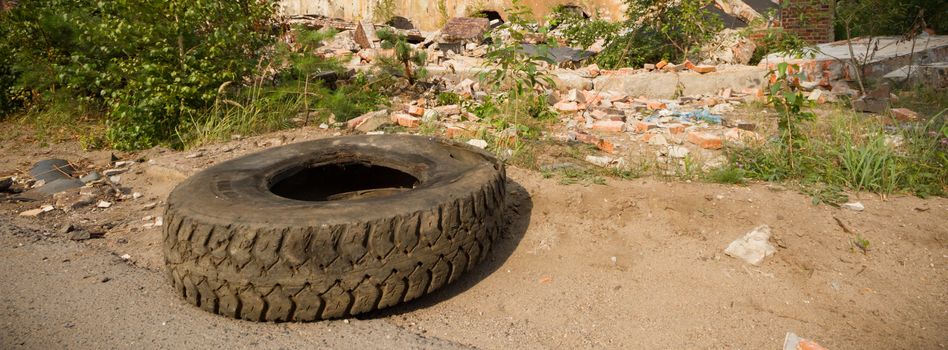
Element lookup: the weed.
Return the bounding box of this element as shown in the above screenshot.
[376,29,427,86]
[707,166,747,185]
[437,92,462,106]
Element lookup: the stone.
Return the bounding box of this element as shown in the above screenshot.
[648,134,668,146]
[890,108,918,121]
[585,155,613,167]
[807,89,827,104]
[354,21,380,49]
[102,168,128,176]
[551,70,593,91]
[667,145,690,159]
[687,131,723,150]
[19,207,47,217]
[97,201,112,208]
[0,177,11,192]
[554,101,580,112]
[590,120,625,133]
[441,17,490,43]
[433,104,461,116]
[466,139,488,149]
[421,109,440,122]
[79,171,102,183]
[841,202,865,211]
[724,225,776,266]
[646,101,667,110]
[852,96,888,114]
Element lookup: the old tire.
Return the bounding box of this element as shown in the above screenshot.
[162,135,506,321]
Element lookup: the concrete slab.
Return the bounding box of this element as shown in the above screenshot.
[760,34,948,84]
[592,66,768,99]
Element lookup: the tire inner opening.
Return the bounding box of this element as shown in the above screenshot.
[270,162,420,201]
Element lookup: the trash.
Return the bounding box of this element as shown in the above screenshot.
[724,225,776,266]
[102,168,128,176]
[29,159,76,183]
[841,202,865,211]
[783,332,829,350]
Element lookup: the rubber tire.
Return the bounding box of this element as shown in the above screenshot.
[163,135,506,321]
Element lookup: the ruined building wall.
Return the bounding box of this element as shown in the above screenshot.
[279,0,627,31]
[779,0,835,44]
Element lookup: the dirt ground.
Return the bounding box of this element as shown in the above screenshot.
[0,127,946,349]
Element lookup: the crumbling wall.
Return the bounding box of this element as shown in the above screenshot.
[780,0,834,44]
[279,0,625,31]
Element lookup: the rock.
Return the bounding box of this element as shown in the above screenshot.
[0,177,12,192]
[841,202,865,211]
[852,96,888,114]
[551,70,593,91]
[890,108,918,121]
[60,223,75,234]
[102,168,128,176]
[667,145,690,158]
[724,225,776,266]
[648,134,668,146]
[807,89,827,104]
[441,17,489,44]
[69,230,92,241]
[466,139,488,149]
[79,171,102,183]
[97,201,112,208]
[687,131,724,150]
[421,109,439,123]
[585,155,612,167]
[19,207,49,217]
[701,28,756,65]
[354,21,380,49]
[108,175,121,184]
[433,104,460,116]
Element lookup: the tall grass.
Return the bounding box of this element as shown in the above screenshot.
[729,108,947,197]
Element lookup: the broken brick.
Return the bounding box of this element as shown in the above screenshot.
[555,101,580,112]
[407,105,425,117]
[591,120,625,133]
[646,101,667,110]
[665,123,686,134]
[445,125,475,138]
[687,131,723,150]
[633,121,657,133]
[392,113,420,128]
[655,59,669,69]
[890,108,918,121]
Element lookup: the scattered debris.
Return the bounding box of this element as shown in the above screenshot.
[466,139,488,149]
[841,202,865,212]
[783,332,828,350]
[724,225,776,266]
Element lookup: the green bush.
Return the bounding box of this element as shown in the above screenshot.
[551,0,723,69]
[1,0,278,150]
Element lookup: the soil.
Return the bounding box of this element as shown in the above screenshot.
[1,127,946,349]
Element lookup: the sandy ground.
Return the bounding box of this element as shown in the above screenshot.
[1,128,946,349]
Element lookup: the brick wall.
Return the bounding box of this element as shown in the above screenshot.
[781,0,835,44]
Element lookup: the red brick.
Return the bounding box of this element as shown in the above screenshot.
[407,105,425,117]
[665,123,686,134]
[393,113,420,128]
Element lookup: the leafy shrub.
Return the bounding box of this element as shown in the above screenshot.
[551,0,723,69]
[1,0,278,150]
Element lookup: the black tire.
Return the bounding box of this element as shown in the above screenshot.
[163,135,506,321]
